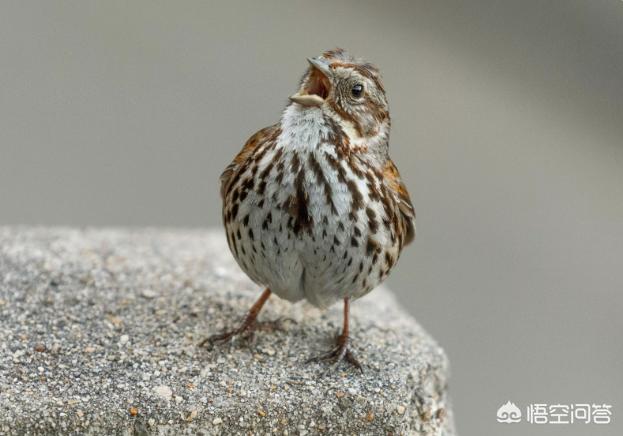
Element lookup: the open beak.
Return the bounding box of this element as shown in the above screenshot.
[289,58,332,107]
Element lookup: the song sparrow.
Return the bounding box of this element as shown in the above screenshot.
[203,48,415,371]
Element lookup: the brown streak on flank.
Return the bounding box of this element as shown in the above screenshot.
[230,231,239,257]
[366,237,381,256]
[366,207,379,233]
[230,203,239,220]
[308,153,338,215]
[364,171,381,201]
[385,252,395,269]
[324,152,348,184]
[221,159,247,199]
[346,179,364,212]
[348,155,365,179]
[379,184,394,220]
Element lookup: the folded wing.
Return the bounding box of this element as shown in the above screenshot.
[383,160,416,245]
[220,125,280,199]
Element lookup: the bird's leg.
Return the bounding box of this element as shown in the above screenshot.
[199,288,287,347]
[307,297,363,373]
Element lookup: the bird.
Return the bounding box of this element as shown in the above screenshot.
[202,48,416,371]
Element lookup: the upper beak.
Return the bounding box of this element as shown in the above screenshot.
[289,57,332,107]
[305,57,332,77]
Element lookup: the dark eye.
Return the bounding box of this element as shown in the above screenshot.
[351,83,364,98]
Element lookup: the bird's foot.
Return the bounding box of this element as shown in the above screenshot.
[307,333,363,373]
[198,317,295,348]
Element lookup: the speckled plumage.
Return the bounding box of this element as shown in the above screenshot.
[212,49,415,369]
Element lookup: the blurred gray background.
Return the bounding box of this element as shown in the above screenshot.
[1,1,622,434]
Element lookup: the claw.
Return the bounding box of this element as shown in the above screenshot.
[198,317,293,348]
[306,333,363,373]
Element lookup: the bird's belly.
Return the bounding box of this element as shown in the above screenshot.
[223,146,401,308]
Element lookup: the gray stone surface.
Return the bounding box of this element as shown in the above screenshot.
[0,227,455,435]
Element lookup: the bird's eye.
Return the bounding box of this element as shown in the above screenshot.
[351,83,364,98]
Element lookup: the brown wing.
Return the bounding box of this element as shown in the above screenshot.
[383,159,416,245]
[220,124,280,199]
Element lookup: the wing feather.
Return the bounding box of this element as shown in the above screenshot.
[220,124,279,199]
[383,160,416,245]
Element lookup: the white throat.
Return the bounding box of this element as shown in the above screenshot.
[280,102,389,153]
[280,104,333,151]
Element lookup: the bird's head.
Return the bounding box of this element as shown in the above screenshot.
[289,48,390,141]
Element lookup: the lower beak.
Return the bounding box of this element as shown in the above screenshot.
[289,92,325,106]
